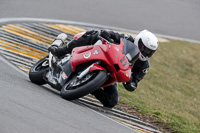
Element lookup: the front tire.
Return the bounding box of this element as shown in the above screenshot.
[29,56,49,85]
[61,71,107,100]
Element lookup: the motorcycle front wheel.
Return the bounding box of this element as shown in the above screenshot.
[60,70,107,100]
[29,56,49,85]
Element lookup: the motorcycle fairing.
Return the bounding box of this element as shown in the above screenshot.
[58,57,73,87]
[121,39,140,64]
[89,64,107,72]
[44,57,73,90]
[70,39,132,86]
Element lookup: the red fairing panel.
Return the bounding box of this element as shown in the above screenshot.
[70,40,132,85]
[89,64,107,73]
[70,45,111,71]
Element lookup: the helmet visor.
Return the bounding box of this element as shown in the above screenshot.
[138,39,156,58]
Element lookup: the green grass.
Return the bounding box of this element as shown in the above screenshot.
[118,40,200,133]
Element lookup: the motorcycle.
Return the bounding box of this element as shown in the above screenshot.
[29,32,139,100]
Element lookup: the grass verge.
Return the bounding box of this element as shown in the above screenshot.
[117,39,200,133]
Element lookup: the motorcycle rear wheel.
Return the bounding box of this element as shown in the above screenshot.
[29,56,48,85]
[60,70,107,100]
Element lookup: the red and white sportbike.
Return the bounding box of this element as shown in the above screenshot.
[29,33,139,100]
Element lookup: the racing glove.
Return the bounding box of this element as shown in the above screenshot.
[99,30,111,39]
[123,81,137,92]
[100,29,122,44]
[99,29,115,43]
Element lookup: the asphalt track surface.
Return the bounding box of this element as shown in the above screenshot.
[0,0,200,42]
[0,54,138,133]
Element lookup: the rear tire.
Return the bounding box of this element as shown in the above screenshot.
[61,71,107,100]
[29,56,48,85]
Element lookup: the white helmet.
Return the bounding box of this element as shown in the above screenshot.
[134,30,159,61]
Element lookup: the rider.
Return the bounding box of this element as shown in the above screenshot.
[48,29,159,108]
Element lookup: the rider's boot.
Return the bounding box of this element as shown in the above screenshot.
[91,83,119,108]
[48,30,99,57]
[48,44,70,57]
